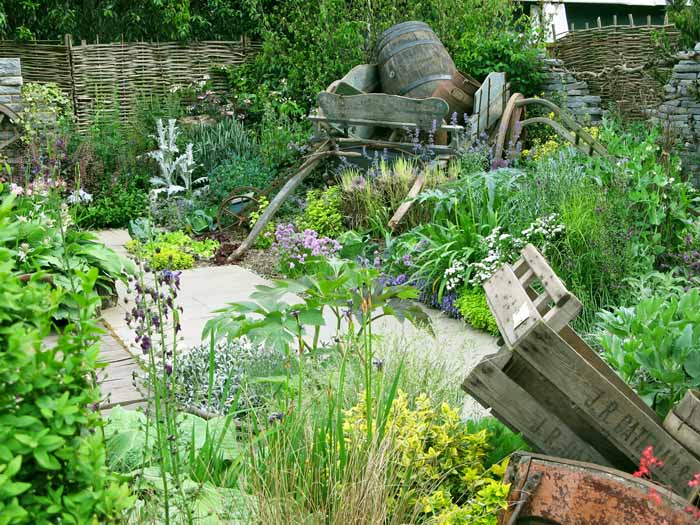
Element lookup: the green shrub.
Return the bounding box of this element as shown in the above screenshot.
[344,390,509,522]
[465,417,530,469]
[298,186,344,238]
[456,286,499,335]
[458,28,544,97]
[0,216,133,522]
[668,0,700,48]
[19,82,73,139]
[125,230,219,270]
[190,119,254,174]
[74,175,149,229]
[595,284,700,418]
[202,155,274,207]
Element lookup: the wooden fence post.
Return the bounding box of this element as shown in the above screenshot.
[63,34,78,121]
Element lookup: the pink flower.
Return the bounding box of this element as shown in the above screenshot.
[9,183,23,196]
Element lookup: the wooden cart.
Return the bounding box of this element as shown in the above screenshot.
[224,67,609,259]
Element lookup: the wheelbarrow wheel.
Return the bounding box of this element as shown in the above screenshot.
[216,186,264,233]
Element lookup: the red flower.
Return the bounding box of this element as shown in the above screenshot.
[633,446,664,479]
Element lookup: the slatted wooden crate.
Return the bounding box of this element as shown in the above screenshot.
[463,243,700,497]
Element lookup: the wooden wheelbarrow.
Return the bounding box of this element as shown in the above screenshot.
[226,64,471,260]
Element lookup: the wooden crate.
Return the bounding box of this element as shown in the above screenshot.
[463,244,700,497]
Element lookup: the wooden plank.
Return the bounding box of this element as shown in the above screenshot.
[484,263,541,348]
[504,347,632,466]
[472,72,507,136]
[521,244,570,305]
[388,171,426,230]
[317,92,448,131]
[558,326,656,419]
[463,348,612,465]
[231,143,331,260]
[664,410,700,459]
[487,245,582,342]
[516,322,700,496]
[324,74,375,139]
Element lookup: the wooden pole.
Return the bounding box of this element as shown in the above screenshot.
[229,142,332,261]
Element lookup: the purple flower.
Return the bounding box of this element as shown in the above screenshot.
[268,412,284,423]
[165,362,173,375]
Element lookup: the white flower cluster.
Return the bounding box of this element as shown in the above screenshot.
[522,213,565,243]
[467,215,565,286]
[444,259,466,291]
[468,226,522,286]
[66,188,93,204]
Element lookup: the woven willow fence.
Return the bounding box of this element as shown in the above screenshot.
[550,21,681,119]
[0,36,260,130]
[0,40,73,92]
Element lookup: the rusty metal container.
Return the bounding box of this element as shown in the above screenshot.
[665,389,700,459]
[432,70,481,121]
[500,452,696,525]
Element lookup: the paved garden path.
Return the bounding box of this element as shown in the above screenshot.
[96,229,498,417]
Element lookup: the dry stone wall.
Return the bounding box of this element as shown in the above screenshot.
[655,43,700,180]
[0,58,22,114]
[540,57,603,124]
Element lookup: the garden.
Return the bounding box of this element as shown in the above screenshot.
[3,0,700,523]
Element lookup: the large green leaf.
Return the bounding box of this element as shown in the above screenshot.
[104,406,151,471]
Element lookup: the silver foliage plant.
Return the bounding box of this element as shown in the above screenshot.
[166,337,285,415]
[148,118,207,198]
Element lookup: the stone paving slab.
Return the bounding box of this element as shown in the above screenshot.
[97,230,498,418]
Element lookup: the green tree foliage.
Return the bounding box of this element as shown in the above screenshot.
[229,0,544,107]
[668,0,700,48]
[0,0,267,41]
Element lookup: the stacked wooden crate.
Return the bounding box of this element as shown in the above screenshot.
[463,244,700,497]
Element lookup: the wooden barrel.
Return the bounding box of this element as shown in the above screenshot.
[432,70,481,122]
[375,21,455,99]
[664,389,700,459]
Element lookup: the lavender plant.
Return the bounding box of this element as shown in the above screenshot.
[273,223,342,277]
